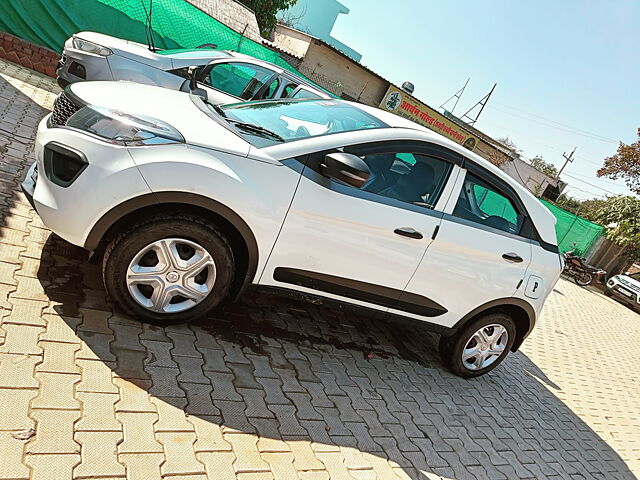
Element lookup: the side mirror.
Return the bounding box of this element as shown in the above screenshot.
[186,66,208,100]
[187,66,201,90]
[321,152,370,188]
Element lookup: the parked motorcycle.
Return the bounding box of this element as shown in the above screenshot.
[562,248,606,286]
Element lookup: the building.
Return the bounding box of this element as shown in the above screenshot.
[186,0,262,43]
[272,24,565,199]
[277,0,362,61]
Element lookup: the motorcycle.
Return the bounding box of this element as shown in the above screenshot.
[562,247,606,286]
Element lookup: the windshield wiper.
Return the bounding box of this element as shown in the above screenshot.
[226,119,285,142]
[210,103,227,118]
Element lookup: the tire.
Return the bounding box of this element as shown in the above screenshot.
[103,214,234,324]
[439,312,516,378]
[574,272,593,286]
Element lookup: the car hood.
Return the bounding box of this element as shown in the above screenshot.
[616,275,640,292]
[69,81,251,157]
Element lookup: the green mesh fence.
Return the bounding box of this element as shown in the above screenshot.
[539,198,604,256]
[0,0,327,89]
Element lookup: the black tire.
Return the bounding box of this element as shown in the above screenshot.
[439,312,516,378]
[574,272,593,286]
[103,214,234,325]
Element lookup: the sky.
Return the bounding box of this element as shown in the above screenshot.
[329,0,640,200]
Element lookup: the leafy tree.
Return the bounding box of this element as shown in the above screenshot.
[496,137,522,159]
[529,155,558,178]
[239,0,298,37]
[597,128,640,195]
[595,195,640,260]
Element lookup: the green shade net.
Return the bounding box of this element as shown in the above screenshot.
[0,0,329,91]
[539,198,604,256]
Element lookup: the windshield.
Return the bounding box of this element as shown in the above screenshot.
[220,99,388,147]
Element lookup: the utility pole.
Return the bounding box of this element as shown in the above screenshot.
[556,147,576,179]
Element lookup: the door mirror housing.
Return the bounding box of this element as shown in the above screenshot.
[187,66,208,100]
[321,152,371,188]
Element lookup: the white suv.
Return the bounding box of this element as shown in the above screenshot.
[23,81,562,377]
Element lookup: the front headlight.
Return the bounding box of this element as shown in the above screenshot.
[66,105,185,146]
[72,37,113,56]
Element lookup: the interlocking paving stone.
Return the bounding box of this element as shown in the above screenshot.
[0,430,31,480]
[0,323,43,354]
[118,452,164,480]
[0,352,39,388]
[225,432,271,473]
[117,411,163,454]
[27,409,81,454]
[188,415,233,452]
[31,372,81,410]
[113,377,154,411]
[36,340,80,374]
[75,392,121,432]
[74,431,126,478]
[26,453,81,480]
[77,359,118,394]
[151,396,194,432]
[0,387,36,429]
[156,431,207,476]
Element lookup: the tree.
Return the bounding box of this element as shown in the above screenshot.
[496,137,522,159]
[597,128,640,195]
[529,155,558,178]
[239,0,298,37]
[595,195,640,260]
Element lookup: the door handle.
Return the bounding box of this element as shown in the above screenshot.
[502,252,523,263]
[394,227,423,239]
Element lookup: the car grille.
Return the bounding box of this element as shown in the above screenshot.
[50,91,83,126]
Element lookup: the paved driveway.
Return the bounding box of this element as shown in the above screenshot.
[0,59,639,480]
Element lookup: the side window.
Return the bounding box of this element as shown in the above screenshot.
[205,62,275,100]
[453,172,524,234]
[350,150,453,208]
[291,87,322,99]
[282,83,298,98]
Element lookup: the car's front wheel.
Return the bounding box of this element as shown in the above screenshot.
[103,214,234,324]
[439,312,516,378]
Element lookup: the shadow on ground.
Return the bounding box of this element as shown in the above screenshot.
[36,233,636,479]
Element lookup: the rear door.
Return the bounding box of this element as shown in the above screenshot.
[399,168,532,327]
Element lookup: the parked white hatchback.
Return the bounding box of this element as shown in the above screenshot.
[23,81,562,377]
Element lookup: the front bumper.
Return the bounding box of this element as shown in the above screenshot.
[26,114,153,248]
[606,279,640,310]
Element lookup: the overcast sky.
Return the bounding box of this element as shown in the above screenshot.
[331,0,639,200]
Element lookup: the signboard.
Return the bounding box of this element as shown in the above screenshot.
[379,86,479,152]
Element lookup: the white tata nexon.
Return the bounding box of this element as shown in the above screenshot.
[23,82,562,377]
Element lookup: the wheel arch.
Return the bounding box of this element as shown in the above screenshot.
[85,192,259,299]
[445,298,536,352]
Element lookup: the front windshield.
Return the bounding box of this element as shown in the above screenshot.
[220,99,388,147]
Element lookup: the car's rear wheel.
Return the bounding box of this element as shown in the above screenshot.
[439,312,516,378]
[574,271,593,286]
[103,215,233,324]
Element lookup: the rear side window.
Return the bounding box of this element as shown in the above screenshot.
[453,173,524,235]
[205,62,275,100]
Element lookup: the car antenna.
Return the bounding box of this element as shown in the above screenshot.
[141,0,157,52]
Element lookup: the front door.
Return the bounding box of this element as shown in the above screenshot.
[260,141,458,315]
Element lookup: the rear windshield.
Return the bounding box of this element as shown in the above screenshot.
[221,99,388,147]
